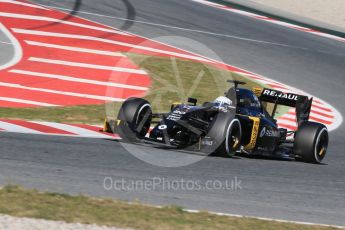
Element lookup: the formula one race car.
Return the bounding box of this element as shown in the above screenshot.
[104,81,329,164]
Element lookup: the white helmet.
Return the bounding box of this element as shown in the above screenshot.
[214,96,232,110]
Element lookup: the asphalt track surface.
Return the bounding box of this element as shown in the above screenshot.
[1,0,345,226]
[0,30,13,67]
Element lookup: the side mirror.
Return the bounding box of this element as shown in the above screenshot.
[188,97,197,106]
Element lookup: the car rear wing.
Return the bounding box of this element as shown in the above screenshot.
[253,88,313,126]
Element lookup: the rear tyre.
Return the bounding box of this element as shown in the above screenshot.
[294,122,328,164]
[217,119,242,158]
[117,98,152,142]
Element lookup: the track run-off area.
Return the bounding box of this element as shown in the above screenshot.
[0,0,342,135]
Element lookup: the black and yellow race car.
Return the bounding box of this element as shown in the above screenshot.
[104,81,329,164]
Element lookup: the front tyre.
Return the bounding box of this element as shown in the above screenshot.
[117,98,152,142]
[217,119,242,158]
[294,122,329,164]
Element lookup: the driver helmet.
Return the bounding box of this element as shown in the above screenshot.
[213,96,232,110]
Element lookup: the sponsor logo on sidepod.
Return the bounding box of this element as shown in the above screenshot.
[260,127,280,138]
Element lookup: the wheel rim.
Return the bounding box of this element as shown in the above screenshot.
[226,120,241,155]
[232,135,240,149]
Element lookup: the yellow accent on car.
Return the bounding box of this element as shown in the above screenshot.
[245,116,261,151]
[103,118,111,133]
[171,102,181,111]
[253,87,263,97]
[102,119,120,133]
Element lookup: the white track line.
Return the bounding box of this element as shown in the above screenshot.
[0,96,58,106]
[0,12,129,35]
[226,8,268,18]
[28,57,147,75]
[312,31,345,41]
[12,28,214,63]
[34,121,110,138]
[187,0,226,8]
[0,82,125,102]
[0,0,48,10]
[0,23,22,70]
[183,209,345,229]
[25,40,125,57]
[9,69,149,91]
[0,120,41,134]
[269,20,309,29]
[131,202,345,229]
[0,40,11,45]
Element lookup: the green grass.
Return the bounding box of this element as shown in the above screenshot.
[129,54,233,112]
[0,54,288,124]
[0,186,339,230]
